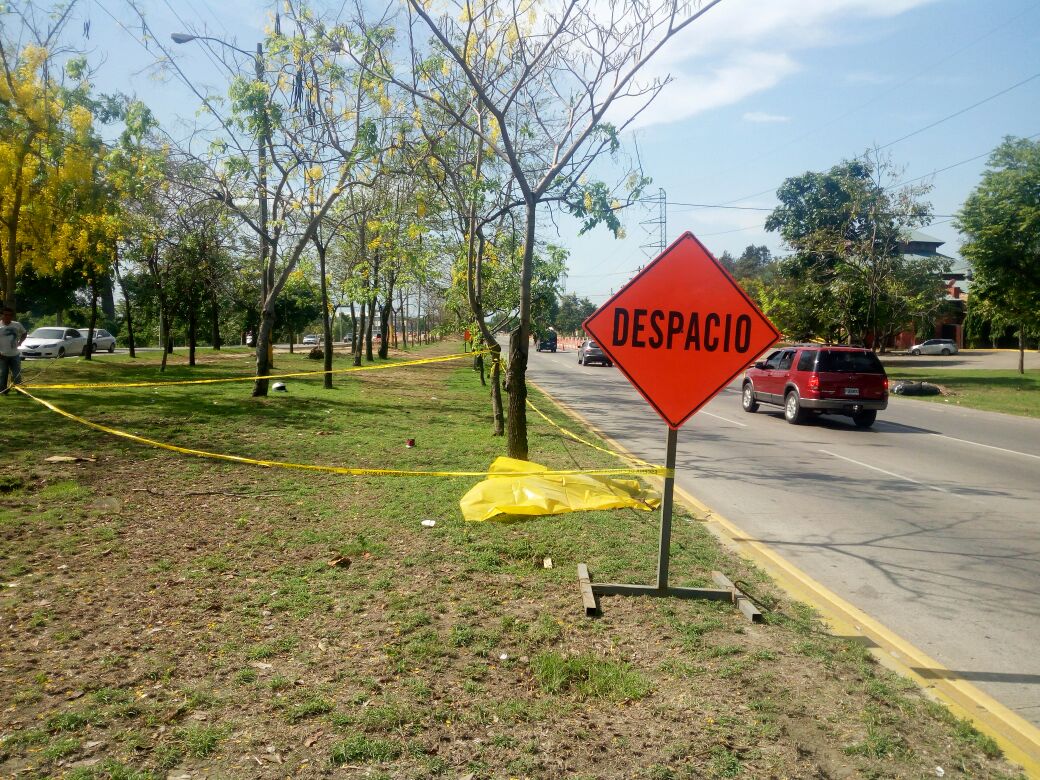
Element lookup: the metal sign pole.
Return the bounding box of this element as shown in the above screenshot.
[656,426,678,591]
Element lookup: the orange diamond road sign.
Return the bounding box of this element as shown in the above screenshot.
[583,231,780,429]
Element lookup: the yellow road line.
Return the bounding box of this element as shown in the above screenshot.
[25,351,487,390]
[529,380,1040,776]
[17,386,665,479]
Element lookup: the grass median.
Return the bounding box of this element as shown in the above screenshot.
[883,366,1040,418]
[0,343,1026,779]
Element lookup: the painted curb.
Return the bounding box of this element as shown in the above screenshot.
[529,379,1040,777]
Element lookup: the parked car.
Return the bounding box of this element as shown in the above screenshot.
[92,328,117,353]
[909,338,958,356]
[536,331,557,353]
[19,327,89,359]
[577,339,612,367]
[741,344,888,428]
[302,334,319,345]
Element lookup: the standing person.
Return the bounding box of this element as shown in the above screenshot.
[463,327,471,352]
[0,305,27,394]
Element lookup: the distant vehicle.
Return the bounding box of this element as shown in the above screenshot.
[742,344,888,428]
[19,327,88,359]
[536,331,557,353]
[909,338,958,356]
[577,339,612,367]
[92,329,117,353]
[302,334,319,345]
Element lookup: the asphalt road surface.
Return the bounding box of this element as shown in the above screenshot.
[528,347,1040,726]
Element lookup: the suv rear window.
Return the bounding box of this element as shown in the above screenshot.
[796,350,817,371]
[816,349,884,374]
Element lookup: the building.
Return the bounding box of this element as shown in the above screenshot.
[892,230,970,350]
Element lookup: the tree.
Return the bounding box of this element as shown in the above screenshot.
[0,5,102,311]
[765,152,938,347]
[956,136,1040,373]
[554,293,596,335]
[134,0,389,394]
[355,0,723,459]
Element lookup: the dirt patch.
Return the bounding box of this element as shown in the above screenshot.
[0,349,1025,779]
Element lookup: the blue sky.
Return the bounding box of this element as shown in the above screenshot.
[79,0,1040,304]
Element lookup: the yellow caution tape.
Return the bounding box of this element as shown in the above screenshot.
[16,386,669,479]
[526,399,660,470]
[26,350,487,391]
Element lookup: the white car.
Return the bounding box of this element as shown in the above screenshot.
[302,334,320,345]
[20,327,88,358]
[92,328,117,353]
[909,338,958,356]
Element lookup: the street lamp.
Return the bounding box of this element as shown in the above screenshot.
[171,32,272,350]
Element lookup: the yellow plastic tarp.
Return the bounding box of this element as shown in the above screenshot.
[460,457,661,522]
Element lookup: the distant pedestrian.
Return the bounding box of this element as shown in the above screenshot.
[0,305,26,394]
[463,327,472,352]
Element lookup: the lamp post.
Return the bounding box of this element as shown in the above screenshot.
[171,32,273,370]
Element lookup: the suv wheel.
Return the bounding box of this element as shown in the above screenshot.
[784,391,805,424]
[853,410,877,428]
[108,342,115,353]
[741,383,759,413]
[940,348,950,355]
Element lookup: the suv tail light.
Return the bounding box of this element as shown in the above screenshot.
[883,377,889,395]
[807,373,820,395]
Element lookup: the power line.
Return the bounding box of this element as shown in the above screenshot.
[886,130,1040,190]
[636,198,958,219]
[875,71,1040,152]
[704,2,1040,188]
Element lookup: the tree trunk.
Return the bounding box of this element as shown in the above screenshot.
[366,296,376,361]
[318,242,333,389]
[101,271,117,319]
[211,289,221,350]
[506,200,536,459]
[160,313,170,372]
[253,305,275,396]
[188,303,198,367]
[114,252,136,358]
[353,303,364,367]
[491,352,504,436]
[1019,323,1025,375]
[399,290,408,349]
[84,278,98,361]
[378,297,393,359]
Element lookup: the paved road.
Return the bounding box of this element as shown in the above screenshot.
[528,348,1040,725]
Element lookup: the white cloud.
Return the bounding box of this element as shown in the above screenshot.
[743,111,791,123]
[612,0,936,129]
[617,51,799,130]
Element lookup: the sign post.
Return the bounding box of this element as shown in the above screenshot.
[579,231,780,609]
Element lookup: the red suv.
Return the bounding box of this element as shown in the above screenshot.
[741,345,888,428]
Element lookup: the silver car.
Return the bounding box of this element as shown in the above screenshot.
[577,339,612,367]
[19,327,88,358]
[909,338,958,356]
[92,328,117,353]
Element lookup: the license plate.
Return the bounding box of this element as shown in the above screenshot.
[844,387,860,396]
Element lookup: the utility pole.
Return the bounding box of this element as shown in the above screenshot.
[171,32,273,372]
[640,187,667,258]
